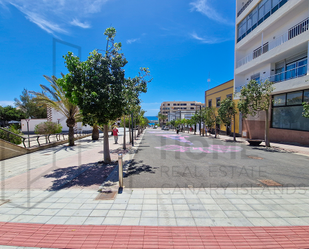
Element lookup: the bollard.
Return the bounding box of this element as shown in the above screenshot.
[118,154,123,188]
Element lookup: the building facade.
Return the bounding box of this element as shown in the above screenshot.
[234,0,309,145]
[205,79,241,135]
[159,101,205,123]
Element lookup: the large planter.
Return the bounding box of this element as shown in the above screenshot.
[247,139,263,146]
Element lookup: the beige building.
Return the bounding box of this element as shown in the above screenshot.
[159,101,205,123]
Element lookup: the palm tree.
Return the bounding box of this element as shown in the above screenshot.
[31,75,80,146]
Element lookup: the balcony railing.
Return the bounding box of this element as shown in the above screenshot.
[237,0,253,17]
[236,17,309,69]
[235,64,308,93]
[269,64,307,83]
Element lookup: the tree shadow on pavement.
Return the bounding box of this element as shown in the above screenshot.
[44,162,116,191]
[124,160,158,177]
[252,146,296,153]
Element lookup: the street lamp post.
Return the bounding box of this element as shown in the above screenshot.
[25,117,31,148]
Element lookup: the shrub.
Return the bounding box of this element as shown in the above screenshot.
[34,121,62,134]
[0,125,23,145]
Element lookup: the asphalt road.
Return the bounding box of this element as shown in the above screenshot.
[124,129,309,189]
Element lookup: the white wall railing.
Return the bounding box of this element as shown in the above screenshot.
[236,17,309,69]
[235,64,307,93]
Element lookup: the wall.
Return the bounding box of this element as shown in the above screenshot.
[0,139,28,160]
[269,128,309,146]
[205,79,240,135]
[21,119,47,133]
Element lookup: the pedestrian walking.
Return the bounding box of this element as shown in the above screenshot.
[112,126,119,144]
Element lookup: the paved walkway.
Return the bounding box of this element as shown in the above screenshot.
[1,128,309,248]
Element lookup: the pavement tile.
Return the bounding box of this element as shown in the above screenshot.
[158,218,177,226]
[124,210,141,218]
[121,217,140,226]
[139,218,158,226]
[176,218,196,226]
[102,216,123,224]
[83,217,105,225]
[107,210,125,217]
[142,204,157,211]
[65,216,88,225]
[89,210,108,217]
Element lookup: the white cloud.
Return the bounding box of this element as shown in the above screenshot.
[190,31,231,44]
[70,18,91,29]
[127,38,140,44]
[190,0,233,26]
[0,101,15,106]
[1,0,110,35]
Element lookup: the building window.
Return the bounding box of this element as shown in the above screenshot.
[208,100,212,107]
[237,0,288,43]
[191,103,195,106]
[251,73,260,82]
[216,97,221,107]
[226,94,233,100]
[272,90,309,131]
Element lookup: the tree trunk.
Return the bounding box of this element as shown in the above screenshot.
[215,123,217,138]
[233,114,236,142]
[123,116,126,150]
[129,115,132,143]
[134,119,136,140]
[66,118,75,146]
[103,124,111,163]
[68,126,75,146]
[92,126,99,140]
[265,109,270,147]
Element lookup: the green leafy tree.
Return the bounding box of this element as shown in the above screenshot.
[31,75,81,146]
[158,113,167,126]
[0,106,26,126]
[237,79,274,147]
[218,98,237,141]
[61,27,149,162]
[190,112,200,135]
[170,119,176,128]
[123,72,151,148]
[203,107,221,137]
[0,125,23,145]
[34,121,62,134]
[14,89,47,118]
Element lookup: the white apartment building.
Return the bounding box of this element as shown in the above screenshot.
[235,0,309,145]
[159,101,205,123]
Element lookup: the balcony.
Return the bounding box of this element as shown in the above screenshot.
[269,63,307,83]
[235,63,307,93]
[237,0,254,17]
[236,17,309,69]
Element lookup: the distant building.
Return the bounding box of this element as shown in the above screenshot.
[159,101,205,124]
[234,0,309,145]
[205,79,240,135]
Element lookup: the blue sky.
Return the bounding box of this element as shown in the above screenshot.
[0,0,235,116]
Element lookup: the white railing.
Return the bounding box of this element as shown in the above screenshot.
[268,32,288,50]
[235,64,307,93]
[237,53,253,68]
[236,17,309,69]
[268,64,307,83]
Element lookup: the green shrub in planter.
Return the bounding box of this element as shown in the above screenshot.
[34,121,62,134]
[0,125,23,145]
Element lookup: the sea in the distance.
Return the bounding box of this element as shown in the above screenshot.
[145,116,158,125]
[145,116,158,121]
